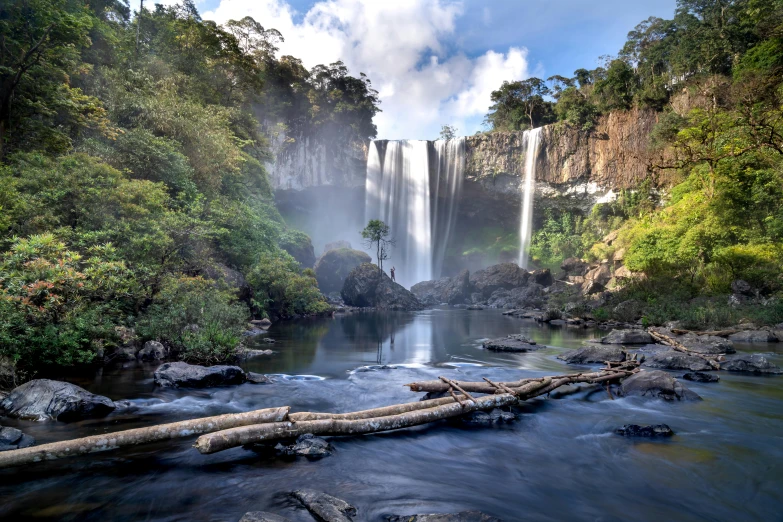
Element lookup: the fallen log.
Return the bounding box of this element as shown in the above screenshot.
[0,406,290,469]
[671,328,738,337]
[648,330,721,370]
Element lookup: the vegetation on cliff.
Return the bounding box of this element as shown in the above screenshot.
[0,0,378,382]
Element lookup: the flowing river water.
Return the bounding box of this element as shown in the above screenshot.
[1,309,781,521]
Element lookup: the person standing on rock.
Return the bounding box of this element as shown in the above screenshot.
[390,266,396,282]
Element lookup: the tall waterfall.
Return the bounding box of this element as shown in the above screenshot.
[518,128,542,269]
[365,138,465,288]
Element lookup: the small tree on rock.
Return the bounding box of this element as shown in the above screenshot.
[361,219,393,273]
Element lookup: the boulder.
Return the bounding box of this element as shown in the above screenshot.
[644,351,715,371]
[721,354,782,374]
[324,240,352,253]
[411,278,450,307]
[561,257,588,276]
[276,434,332,459]
[137,341,168,361]
[582,280,605,295]
[315,248,372,293]
[483,334,539,352]
[558,346,626,364]
[731,279,753,296]
[0,426,35,451]
[648,328,735,354]
[386,512,501,522]
[683,372,720,382]
[153,362,246,388]
[728,330,778,343]
[250,318,272,329]
[487,283,543,309]
[239,513,292,522]
[443,269,472,305]
[584,263,612,287]
[469,263,529,298]
[291,490,356,522]
[279,232,316,268]
[530,268,553,287]
[460,408,516,425]
[601,330,653,345]
[615,424,674,437]
[246,372,272,384]
[0,379,116,421]
[341,263,423,311]
[618,371,701,401]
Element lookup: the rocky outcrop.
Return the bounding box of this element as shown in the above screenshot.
[683,372,720,382]
[279,233,316,268]
[387,513,501,522]
[558,345,626,364]
[239,513,292,522]
[153,362,246,388]
[315,248,372,294]
[644,351,715,372]
[0,379,115,421]
[341,263,423,311]
[649,328,735,354]
[291,489,357,522]
[618,371,701,401]
[721,354,782,374]
[412,269,471,306]
[727,330,778,343]
[601,330,652,345]
[615,424,674,437]
[470,263,529,298]
[483,334,539,352]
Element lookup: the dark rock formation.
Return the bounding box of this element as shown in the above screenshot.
[487,283,544,309]
[558,345,626,364]
[0,379,116,421]
[137,341,167,361]
[291,489,357,522]
[0,426,35,451]
[246,372,272,384]
[683,372,720,382]
[721,354,782,374]
[483,334,539,352]
[387,512,502,522]
[619,371,701,401]
[460,408,516,425]
[649,328,735,354]
[276,434,332,459]
[153,362,246,388]
[469,263,529,298]
[727,330,778,343]
[529,268,553,287]
[411,278,450,306]
[644,351,715,372]
[601,330,653,345]
[341,263,423,311]
[239,513,292,522]
[615,424,674,437]
[315,248,372,294]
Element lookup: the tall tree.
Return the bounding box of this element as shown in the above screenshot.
[485,78,553,131]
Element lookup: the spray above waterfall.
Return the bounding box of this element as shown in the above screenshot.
[518,128,542,269]
[365,138,465,288]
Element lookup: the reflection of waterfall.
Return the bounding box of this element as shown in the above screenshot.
[365,139,465,287]
[518,128,542,269]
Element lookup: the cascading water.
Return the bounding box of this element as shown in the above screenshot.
[518,127,542,269]
[364,138,465,287]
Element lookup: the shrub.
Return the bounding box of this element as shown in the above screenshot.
[137,276,249,364]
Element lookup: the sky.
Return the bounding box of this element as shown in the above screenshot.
[145,0,677,140]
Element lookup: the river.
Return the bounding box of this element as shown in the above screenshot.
[1,309,781,521]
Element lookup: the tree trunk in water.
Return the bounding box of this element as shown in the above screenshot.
[0,406,290,469]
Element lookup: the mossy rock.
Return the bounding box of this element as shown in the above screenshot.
[314,248,371,293]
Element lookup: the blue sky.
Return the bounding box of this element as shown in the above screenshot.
[154,0,678,139]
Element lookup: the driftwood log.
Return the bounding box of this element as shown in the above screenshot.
[648,330,722,370]
[0,406,289,469]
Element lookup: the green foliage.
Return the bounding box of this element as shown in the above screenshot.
[439,124,458,140]
[246,252,329,319]
[362,219,392,272]
[529,210,584,270]
[485,78,555,131]
[137,276,248,364]
[0,234,136,376]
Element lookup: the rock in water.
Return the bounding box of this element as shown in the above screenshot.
[483,334,539,352]
[292,490,357,522]
[618,371,701,401]
[239,512,292,522]
[558,346,626,364]
[246,372,272,384]
[644,351,714,372]
[600,329,652,344]
[0,379,116,421]
[154,362,246,388]
[315,248,372,293]
[683,372,720,382]
[341,263,423,311]
[615,424,674,437]
[386,512,502,522]
[276,434,333,459]
[727,330,778,343]
[648,328,735,354]
[469,263,529,298]
[460,409,516,425]
[137,340,168,361]
[0,426,35,451]
[721,354,782,374]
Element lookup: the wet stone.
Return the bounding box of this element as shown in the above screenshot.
[618,370,701,401]
[291,489,356,522]
[0,379,115,421]
[721,354,782,374]
[246,372,272,384]
[386,512,502,522]
[483,334,539,352]
[459,408,516,425]
[601,329,653,345]
[239,513,292,522]
[615,424,674,437]
[643,351,715,372]
[558,345,626,364]
[683,372,720,382]
[276,434,333,459]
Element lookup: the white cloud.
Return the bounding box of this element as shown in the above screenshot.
[202,0,530,139]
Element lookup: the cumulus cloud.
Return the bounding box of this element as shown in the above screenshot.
[196,0,529,139]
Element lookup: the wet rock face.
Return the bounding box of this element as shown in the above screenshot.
[618,371,701,401]
[683,372,720,382]
[153,362,246,388]
[386,512,502,522]
[0,426,35,451]
[615,424,674,437]
[483,334,539,352]
[341,263,423,311]
[315,248,372,294]
[292,489,357,522]
[239,513,292,522]
[469,263,529,298]
[721,354,782,374]
[601,330,653,345]
[558,346,626,364]
[411,270,472,306]
[644,351,715,372]
[0,379,116,421]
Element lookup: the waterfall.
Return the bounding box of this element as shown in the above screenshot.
[518,127,542,269]
[364,138,465,287]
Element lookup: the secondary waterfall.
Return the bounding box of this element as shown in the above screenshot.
[518,128,542,269]
[365,138,465,288]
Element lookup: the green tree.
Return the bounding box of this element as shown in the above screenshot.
[361,220,393,273]
[485,78,554,131]
[439,124,458,140]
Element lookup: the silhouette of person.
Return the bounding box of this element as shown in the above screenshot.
[390,266,396,282]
